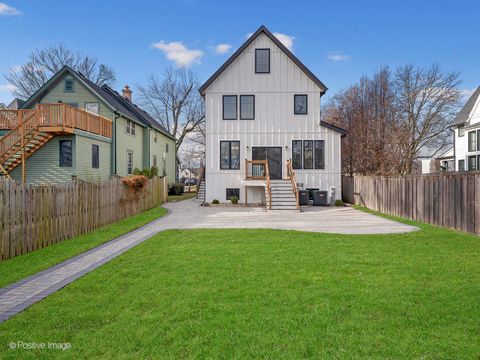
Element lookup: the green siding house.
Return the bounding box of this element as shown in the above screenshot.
[2,66,176,185]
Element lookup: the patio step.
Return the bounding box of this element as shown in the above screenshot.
[267,179,299,211]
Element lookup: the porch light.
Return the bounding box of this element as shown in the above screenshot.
[285,145,289,150]
[245,145,250,151]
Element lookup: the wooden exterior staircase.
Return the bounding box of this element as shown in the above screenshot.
[0,104,112,182]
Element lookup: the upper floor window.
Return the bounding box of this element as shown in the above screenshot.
[223,95,237,120]
[64,79,75,93]
[458,125,465,137]
[85,102,99,115]
[458,159,465,171]
[294,95,308,115]
[166,143,169,153]
[153,133,158,143]
[59,140,73,167]
[126,119,136,136]
[255,49,270,73]
[240,95,255,120]
[468,131,476,152]
[92,144,99,169]
[292,140,302,169]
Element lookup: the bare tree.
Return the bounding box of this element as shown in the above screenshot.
[394,64,461,174]
[5,44,116,99]
[137,67,205,156]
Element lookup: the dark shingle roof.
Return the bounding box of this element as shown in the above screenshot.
[452,87,480,126]
[21,65,175,141]
[199,25,328,96]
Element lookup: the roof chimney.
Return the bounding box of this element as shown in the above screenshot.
[122,85,132,101]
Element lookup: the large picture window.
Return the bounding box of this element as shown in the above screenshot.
[223,95,237,120]
[292,140,303,169]
[294,95,308,115]
[240,95,255,120]
[255,49,270,73]
[314,140,325,169]
[220,141,240,170]
[468,131,476,152]
[59,140,73,167]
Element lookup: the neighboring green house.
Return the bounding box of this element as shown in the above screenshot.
[1,66,176,185]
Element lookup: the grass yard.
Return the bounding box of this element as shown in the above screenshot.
[1,216,479,358]
[0,206,168,289]
[168,192,197,202]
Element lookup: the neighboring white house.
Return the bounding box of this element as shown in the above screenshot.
[199,25,346,208]
[452,87,480,171]
[421,148,455,174]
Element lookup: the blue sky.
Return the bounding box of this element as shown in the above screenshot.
[0,0,478,105]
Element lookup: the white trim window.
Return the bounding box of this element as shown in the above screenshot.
[126,120,136,136]
[85,102,99,115]
[127,150,134,175]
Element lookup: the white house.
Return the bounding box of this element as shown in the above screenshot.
[420,148,455,174]
[199,26,346,209]
[452,87,480,171]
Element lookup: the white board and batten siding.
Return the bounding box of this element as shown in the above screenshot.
[204,31,342,204]
[454,92,480,171]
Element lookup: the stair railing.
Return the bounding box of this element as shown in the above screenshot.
[265,161,272,210]
[286,159,300,209]
[0,110,38,165]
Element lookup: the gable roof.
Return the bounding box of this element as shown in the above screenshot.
[320,121,347,136]
[199,25,328,96]
[452,86,480,126]
[21,65,176,141]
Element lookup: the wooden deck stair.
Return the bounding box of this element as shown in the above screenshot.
[0,104,112,181]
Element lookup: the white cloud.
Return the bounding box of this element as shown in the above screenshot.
[461,88,476,99]
[214,43,232,55]
[245,31,295,51]
[0,84,16,92]
[0,3,21,15]
[327,52,350,62]
[273,33,294,51]
[151,41,203,67]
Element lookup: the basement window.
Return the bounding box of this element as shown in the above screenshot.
[226,188,240,200]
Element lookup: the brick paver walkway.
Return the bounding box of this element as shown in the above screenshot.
[0,200,417,323]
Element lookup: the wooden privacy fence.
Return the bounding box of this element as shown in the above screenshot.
[0,176,167,260]
[342,173,480,234]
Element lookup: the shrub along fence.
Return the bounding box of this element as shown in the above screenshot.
[0,176,167,260]
[342,173,480,235]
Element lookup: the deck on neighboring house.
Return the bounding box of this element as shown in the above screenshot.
[0,104,112,181]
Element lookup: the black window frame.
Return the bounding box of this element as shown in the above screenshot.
[166,143,169,153]
[255,48,270,74]
[91,144,99,169]
[292,140,303,170]
[468,155,477,171]
[220,141,240,170]
[64,78,74,93]
[226,188,240,200]
[458,125,465,137]
[59,140,73,167]
[240,95,255,120]
[294,94,308,115]
[477,130,480,151]
[468,131,476,152]
[458,159,465,172]
[314,140,325,169]
[222,95,238,120]
[303,140,313,169]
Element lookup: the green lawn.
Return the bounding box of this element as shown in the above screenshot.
[168,192,197,202]
[0,206,167,288]
[1,217,480,358]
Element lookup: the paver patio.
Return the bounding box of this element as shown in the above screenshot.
[0,200,417,323]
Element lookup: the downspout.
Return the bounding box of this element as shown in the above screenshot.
[113,113,121,175]
[451,126,456,171]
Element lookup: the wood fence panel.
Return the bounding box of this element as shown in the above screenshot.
[342,173,480,235]
[0,176,167,261]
